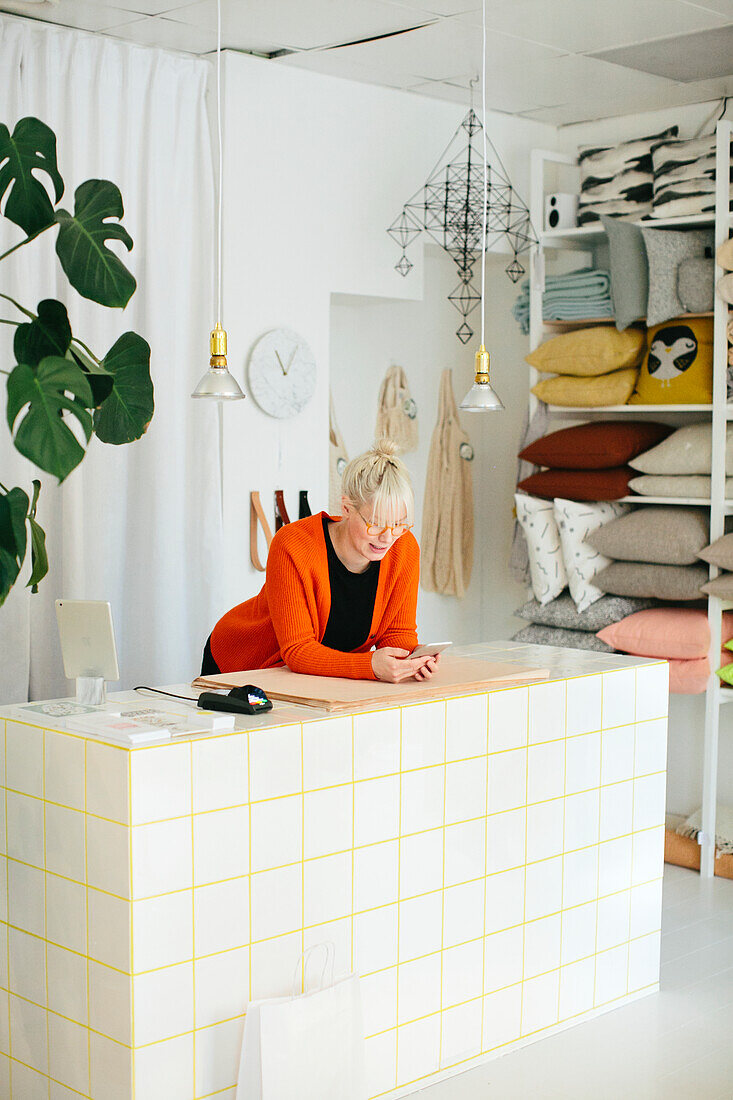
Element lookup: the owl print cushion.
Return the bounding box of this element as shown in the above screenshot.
[630,317,713,405]
[553,499,630,613]
[514,493,567,605]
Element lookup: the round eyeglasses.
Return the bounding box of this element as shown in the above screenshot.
[356,507,413,538]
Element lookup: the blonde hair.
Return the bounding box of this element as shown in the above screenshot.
[341,439,414,524]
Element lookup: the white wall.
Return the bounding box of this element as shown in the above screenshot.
[218,52,559,638]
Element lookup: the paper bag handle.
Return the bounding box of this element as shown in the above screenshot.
[292,941,335,997]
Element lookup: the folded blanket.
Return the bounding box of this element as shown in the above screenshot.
[677,804,733,854]
[512,269,613,334]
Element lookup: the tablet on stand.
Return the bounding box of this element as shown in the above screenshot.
[55,599,120,705]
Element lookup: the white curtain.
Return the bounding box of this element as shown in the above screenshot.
[0,15,223,702]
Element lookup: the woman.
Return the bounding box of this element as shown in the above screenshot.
[202,440,438,684]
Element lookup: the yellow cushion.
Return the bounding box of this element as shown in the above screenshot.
[532,368,639,407]
[630,318,713,404]
[526,326,646,376]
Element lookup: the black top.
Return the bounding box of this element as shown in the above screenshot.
[321,516,380,652]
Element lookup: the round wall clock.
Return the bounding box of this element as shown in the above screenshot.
[247,328,317,418]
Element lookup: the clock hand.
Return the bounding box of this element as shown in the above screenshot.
[274,349,287,376]
[284,347,297,376]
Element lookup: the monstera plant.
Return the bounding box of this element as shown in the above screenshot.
[0,116,154,607]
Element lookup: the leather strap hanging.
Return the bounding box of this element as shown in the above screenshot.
[299,490,311,518]
[274,490,291,531]
[250,491,274,572]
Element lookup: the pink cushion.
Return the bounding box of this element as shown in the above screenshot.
[669,657,710,694]
[597,607,733,659]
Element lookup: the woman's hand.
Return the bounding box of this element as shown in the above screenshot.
[372,647,423,683]
[372,648,441,683]
[413,653,440,681]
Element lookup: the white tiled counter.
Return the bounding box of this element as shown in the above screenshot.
[0,643,669,1099]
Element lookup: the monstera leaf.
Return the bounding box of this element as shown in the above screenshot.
[14,299,72,366]
[26,480,47,593]
[68,345,114,407]
[0,117,64,237]
[55,180,136,308]
[7,356,94,481]
[0,485,29,607]
[94,333,154,444]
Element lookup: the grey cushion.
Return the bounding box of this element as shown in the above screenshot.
[629,474,733,497]
[601,215,648,331]
[677,256,714,314]
[594,561,708,601]
[514,593,657,632]
[701,573,733,598]
[698,534,733,570]
[640,227,715,327]
[630,423,733,476]
[587,506,709,565]
[512,624,616,652]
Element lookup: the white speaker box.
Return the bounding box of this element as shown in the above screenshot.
[545,193,578,230]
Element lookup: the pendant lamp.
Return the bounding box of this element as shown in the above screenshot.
[192,0,244,401]
[459,0,503,413]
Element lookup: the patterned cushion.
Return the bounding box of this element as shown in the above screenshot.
[576,127,677,225]
[554,499,629,612]
[514,593,657,632]
[650,135,719,219]
[630,318,713,405]
[514,493,567,605]
[512,624,616,652]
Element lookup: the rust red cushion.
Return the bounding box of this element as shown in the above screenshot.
[519,420,672,470]
[517,467,635,501]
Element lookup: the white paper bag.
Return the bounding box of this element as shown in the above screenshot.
[236,945,366,1100]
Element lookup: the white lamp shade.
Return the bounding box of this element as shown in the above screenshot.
[459,379,504,411]
[191,365,245,400]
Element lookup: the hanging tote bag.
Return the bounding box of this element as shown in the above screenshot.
[375,365,418,453]
[421,369,474,598]
[329,393,350,515]
[236,944,366,1100]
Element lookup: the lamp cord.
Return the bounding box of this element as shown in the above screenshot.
[216,0,223,324]
[480,0,487,349]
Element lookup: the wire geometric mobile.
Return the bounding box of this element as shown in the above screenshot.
[388,109,538,343]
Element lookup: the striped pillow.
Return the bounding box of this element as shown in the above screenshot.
[650,134,731,218]
[577,127,677,225]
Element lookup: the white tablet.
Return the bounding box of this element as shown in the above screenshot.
[55,599,120,682]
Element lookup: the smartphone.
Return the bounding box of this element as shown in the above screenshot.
[410,641,452,659]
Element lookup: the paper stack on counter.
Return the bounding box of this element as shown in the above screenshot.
[64,712,169,745]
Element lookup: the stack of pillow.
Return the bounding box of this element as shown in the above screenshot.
[588,505,710,605]
[576,126,677,225]
[627,422,733,500]
[517,417,671,503]
[699,533,733,600]
[512,421,677,652]
[528,326,646,411]
[597,606,733,694]
[650,134,719,220]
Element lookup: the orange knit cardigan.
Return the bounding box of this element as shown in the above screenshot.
[210,512,420,679]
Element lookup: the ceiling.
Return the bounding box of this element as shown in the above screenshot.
[3,0,733,125]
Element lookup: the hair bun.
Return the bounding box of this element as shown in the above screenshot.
[372,438,400,460]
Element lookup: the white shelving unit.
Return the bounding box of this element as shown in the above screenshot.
[527,122,733,879]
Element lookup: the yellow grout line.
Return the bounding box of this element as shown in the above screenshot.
[42,729,50,1098]
[394,705,403,1088]
[437,700,448,1071]
[518,689,530,1039]
[190,740,196,1099]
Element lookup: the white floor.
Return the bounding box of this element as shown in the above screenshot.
[408,865,733,1100]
